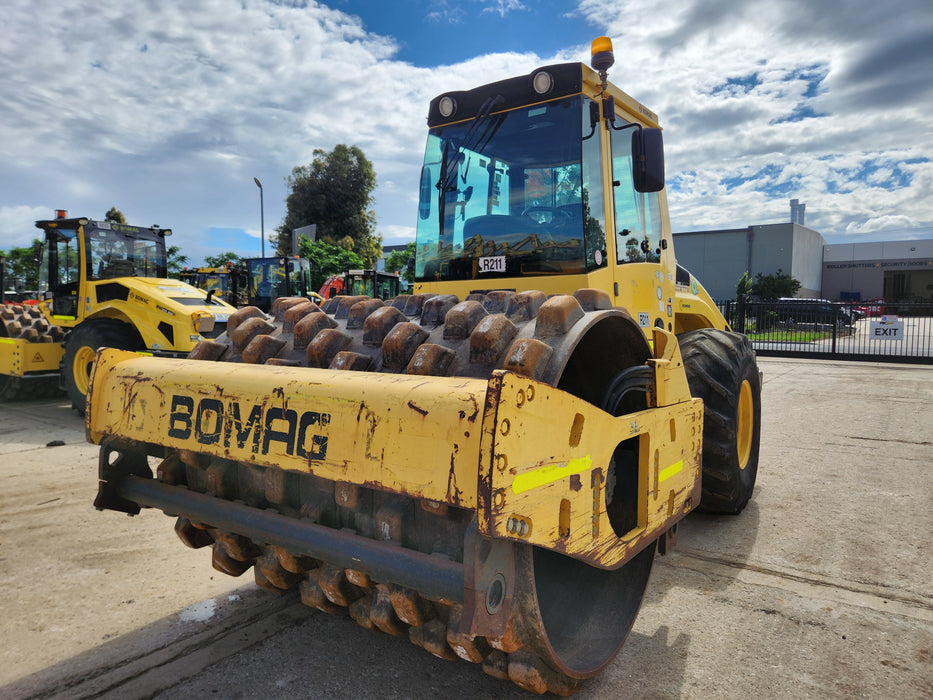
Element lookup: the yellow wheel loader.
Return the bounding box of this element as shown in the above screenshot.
[89,38,761,694]
[0,211,237,409]
[179,265,235,301]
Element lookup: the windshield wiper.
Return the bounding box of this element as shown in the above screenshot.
[437,95,504,193]
[436,95,505,236]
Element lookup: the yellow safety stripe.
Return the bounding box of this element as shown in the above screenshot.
[659,460,683,483]
[511,455,593,494]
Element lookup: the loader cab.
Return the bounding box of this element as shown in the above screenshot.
[181,267,232,296]
[85,222,168,281]
[35,214,170,321]
[199,268,232,295]
[413,62,666,298]
[344,269,401,300]
[238,257,313,311]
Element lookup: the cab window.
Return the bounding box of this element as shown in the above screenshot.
[611,124,662,263]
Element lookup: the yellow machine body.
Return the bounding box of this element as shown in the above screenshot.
[0,336,63,377]
[31,218,235,346]
[180,267,232,294]
[38,275,234,352]
[86,44,761,695]
[0,216,236,402]
[90,328,700,570]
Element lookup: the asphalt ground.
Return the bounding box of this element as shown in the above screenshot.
[1,356,931,699]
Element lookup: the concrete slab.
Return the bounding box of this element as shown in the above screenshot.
[1,357,931,699]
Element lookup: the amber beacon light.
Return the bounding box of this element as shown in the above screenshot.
[591,36,615,90]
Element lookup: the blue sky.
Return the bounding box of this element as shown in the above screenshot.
[331,0,595,66]
[1,0,931,267]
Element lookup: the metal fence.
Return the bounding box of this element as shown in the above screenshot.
[716,300,933,364]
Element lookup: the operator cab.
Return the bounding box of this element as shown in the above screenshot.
[238,257,313,310]
[414,61,664,285]
[35,212,170,319]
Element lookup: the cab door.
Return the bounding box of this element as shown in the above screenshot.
[50,226,82,320]
[607,118,675,335]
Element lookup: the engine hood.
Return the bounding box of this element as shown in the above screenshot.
[99,277,237,318]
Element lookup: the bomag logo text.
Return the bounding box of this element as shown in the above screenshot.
[168,395,329,460]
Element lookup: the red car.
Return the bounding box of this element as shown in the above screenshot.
[854,300,885,317]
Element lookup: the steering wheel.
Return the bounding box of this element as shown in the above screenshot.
[521,206,570,225]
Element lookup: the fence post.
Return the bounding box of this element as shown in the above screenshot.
[734,298,745,333]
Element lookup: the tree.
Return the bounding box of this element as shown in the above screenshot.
[0,240,42,292]
[736,271,753,299]
[105,207,126,224]
[275,145,382,266]
[298,237,363,290]
[203,252,241,268]
[752,269,801,301]
[166,245,189,278]
[384,242,416,283]
[734,271,753,333]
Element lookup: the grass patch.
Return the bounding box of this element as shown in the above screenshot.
[747,330,833,342]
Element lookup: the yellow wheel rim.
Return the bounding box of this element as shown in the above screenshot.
[737,379,754,470]
[73,345,97,396]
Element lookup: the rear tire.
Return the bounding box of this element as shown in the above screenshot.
[679,329,761,514]
[63,319,142,411]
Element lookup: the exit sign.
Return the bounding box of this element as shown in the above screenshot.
[870,316,904,339]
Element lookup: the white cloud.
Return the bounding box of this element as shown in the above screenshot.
[380,224,416,246]
[575,0,933,237]
[0,205,57,248]
[0,0,415,256]
[0,0,554,261]
[481,0,528,18]
[428,0,528,23]
[426,1,466,24]
[1,0,930,266]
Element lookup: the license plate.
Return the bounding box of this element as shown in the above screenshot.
[478,256,505,273]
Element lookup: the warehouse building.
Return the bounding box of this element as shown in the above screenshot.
[822,239,933,302]
[673,222,826,300]
[673,201,933,302]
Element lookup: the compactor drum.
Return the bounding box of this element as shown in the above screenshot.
[0,303,63,400]
[90,39,760,694]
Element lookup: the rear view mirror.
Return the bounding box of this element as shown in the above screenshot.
[632,128,665,193]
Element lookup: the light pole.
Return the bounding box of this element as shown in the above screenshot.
[0,255,6,304]
[253,177,264,257]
